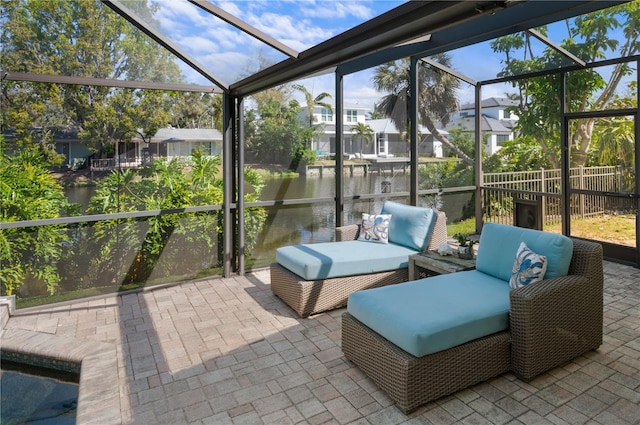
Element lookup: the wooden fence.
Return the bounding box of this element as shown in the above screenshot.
[482,166,626,226]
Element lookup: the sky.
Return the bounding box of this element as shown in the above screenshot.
[149,0,631,112]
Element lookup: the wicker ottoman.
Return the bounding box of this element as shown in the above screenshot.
[270,263,407,318]
[341,312,511,413]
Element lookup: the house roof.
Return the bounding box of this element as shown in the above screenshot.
[134,128,223,143]
[366,119,448,136]
[321,124,360,133]
[459,97,519,111]
[302,103,369,112]
[446,115,515,133]
[3,127,81,142]
[317,119,448,136]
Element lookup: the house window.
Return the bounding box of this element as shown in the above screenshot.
[502,110,511,119]
[346,110,357,123]
[321,108,333,122]
[496,134,510,146]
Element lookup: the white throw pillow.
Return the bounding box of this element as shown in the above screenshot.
[358,213,391,244]
[509,241,548,289]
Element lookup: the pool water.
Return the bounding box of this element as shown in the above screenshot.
[1,361,79,425]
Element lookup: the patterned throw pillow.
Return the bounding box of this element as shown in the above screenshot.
[358,213,392,244]
[509,241,548,289]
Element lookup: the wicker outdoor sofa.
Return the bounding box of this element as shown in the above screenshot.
[270,202,448,318]
[342,224,604,413]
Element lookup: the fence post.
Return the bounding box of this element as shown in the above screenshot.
[579,165,585,218]
[540,168,546,227]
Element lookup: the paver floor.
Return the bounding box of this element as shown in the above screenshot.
[2,260,640,424]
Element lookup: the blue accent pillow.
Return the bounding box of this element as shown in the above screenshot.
[509,242,548,289]
[380,201,436,251]
[358,213,391,244]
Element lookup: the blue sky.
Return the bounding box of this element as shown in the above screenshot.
[151,0,632,112]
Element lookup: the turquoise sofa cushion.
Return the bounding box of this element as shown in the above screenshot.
[380,201,437,251]
[276,240,418,280]
[476,223,573,282]
[347,270,511,357]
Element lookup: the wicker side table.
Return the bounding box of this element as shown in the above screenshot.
[408,250,476,280]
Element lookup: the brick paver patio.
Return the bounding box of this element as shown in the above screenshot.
[2,260,639,424]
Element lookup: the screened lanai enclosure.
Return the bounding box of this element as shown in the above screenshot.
[1,0,639,306]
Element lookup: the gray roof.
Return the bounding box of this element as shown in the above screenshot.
[459,97,518,111]
[321,124,358,133]
[136,128,223,143]
[446,115,515,133]
[318,119,448,136]
[365,119,448,136]
[3,127,81,142]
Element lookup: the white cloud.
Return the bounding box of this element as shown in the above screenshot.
[154,1,211,30]
[246,12,334,51]
[300,1,376,20]
[215,1,243,18]
[153,0,519,107]
[178,36,220,53]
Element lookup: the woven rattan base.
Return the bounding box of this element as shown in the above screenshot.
[341,312,511,413]
[270,263,408,318]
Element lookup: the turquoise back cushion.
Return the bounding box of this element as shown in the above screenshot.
[380,201,436,251]
[476,223,573,281]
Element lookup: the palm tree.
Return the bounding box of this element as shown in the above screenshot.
[366,102,385,120]
[351,122,375,159]
[293,84,333,128]
[372,55,474,165]
[293,84,333,153]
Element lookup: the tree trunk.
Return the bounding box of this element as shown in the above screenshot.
[423,117,474,166]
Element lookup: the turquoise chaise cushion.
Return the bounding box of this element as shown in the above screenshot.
[276,240,418,280]
[380,201,437,251]
[476,223,573,281]
[347,270,511,357]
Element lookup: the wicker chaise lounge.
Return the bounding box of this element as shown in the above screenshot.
[342,226,603,413]
[270,204,447,318]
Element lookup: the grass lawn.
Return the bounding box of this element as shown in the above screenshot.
[448,214,636,247]
[447,218,476,238]
[545,214,636,246]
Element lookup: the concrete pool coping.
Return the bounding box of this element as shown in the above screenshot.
[1,298,121,425]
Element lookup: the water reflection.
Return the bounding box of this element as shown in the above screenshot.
[260,173,409,200]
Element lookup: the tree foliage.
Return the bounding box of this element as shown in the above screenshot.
[1,0,183,156]
[484,135,551,173]
[244,89,314,169]
[491,2,640,168]
[0,136,77,295]
[169,93,223,130]
[85,151,266,286]
[588,92,636,191]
